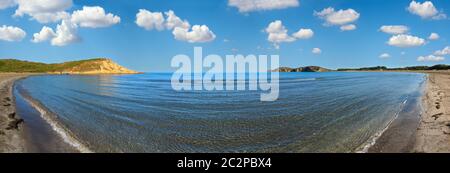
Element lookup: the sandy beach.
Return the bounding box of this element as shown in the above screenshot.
[414,71,450,152]
[0,73,29,152]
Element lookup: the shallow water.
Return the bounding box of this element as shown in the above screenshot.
[14,72,425,152]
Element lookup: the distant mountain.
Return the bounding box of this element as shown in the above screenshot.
[273,66,331,72]
[0,58,139,74]
[337,65,450,71]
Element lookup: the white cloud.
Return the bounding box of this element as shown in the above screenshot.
[387,34,425,47]
[31,26,55,43]
[136,9,214,43]
[228,0,299,13]
[428,32,439,40]
[13,0,72,23]
[25,5,120,46]
[164,10,190,30]
[379,53,391,59]
[51,20,79,46]
[407,1,447,20]
[417,55,445,62]
[292,28,313,39]
[135,9,165,31]
[71,6,120,28]
[135,10,190,31]
[0,0,16,10]
[379,25,409,34]
[314,7,360,26]
[434,46,450,56]
[312,48,321,54]
[32,20,79,46]
[265,20,295,44]
[340,24,356,31]
[265,20,313,48]
[0,25,26,42]
[172,25,216,43]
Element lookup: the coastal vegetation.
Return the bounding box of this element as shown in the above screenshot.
[273,64,450,72]
[337,65,450,71]
[0,58,138,74]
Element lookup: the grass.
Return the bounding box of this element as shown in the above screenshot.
[0,58,108,73]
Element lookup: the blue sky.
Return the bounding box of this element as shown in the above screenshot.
[0,0,449,72]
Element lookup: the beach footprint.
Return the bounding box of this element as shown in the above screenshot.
[432,113,444,120]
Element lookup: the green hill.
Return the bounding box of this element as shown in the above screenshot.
[0,58,139,74]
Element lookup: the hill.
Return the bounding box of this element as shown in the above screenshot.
[0,58,139,74]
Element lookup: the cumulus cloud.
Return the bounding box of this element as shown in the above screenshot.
[0,0,16,10]
[50,20,80,46]
[0,25,26,42]
[228,0,299,13]
[379,25,409,35]
[417,55,445,62]
[164,10,190,30]
[22,5,120,46]
[71,6,120,28]
[312,48,321,54]
[387,34,425,47]
[265,20,295,43]
[379,53,391,59]
[428,32,439,40]
[407,1,447,20]
[265,20,313,49]
[135,9,214,43]
[13,0,72,23]
[172,25,216,43]
[292,28,314,39]
[340,24,356,31]
[31,26,56,43]
[314,7,360,26]
[135,9,165,31]
[434,46,450,56]
[32,20,79,46]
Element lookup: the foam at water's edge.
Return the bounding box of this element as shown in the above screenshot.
[356,74,427,153]
[18,90,93,153]
[356,99,407,153]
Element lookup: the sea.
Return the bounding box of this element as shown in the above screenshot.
[13,72,426,152]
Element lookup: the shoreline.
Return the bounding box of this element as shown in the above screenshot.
[366,70,450,153]
[363,72,425,153]
[1,73,85,153]
[0,73,31,152]
[15,88,90,153]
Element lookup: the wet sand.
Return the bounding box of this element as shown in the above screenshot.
[414,71,450,153]
[368,71,450,153]
[1,73,78,153]
[368,92,422,153]
[0,73,30,152]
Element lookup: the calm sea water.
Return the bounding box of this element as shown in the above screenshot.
[14,72,425,152]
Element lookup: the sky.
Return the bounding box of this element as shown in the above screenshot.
[0,0,449,72]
